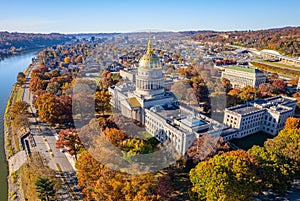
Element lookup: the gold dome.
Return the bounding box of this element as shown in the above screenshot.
[139,39,161,69]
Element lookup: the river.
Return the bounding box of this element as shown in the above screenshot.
[0,51,39,201]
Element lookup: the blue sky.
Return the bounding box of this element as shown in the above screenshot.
[0,0,299,33]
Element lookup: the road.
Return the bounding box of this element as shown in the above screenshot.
[22,64,82,200]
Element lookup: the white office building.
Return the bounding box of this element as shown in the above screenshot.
[221,66,266,88]
[223,96,297,139]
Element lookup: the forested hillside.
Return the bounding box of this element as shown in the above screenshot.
[0,32,73,59]
[184,27,300,57]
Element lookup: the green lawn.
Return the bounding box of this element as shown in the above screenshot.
[230,131,274,150]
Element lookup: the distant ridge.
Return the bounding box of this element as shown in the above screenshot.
[182,26,300,57]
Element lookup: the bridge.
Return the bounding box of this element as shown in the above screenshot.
[260,49,300,66]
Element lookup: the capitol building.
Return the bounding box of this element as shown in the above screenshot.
[109,40,222,155]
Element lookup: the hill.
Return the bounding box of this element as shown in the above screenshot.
[183,27,300,57]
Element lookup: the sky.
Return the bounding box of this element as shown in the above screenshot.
[0,0,299,33]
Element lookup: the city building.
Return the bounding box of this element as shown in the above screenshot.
[120,68,137,82]
[109,39,222,155]
[223,96,297,139]
[221,66,266,88]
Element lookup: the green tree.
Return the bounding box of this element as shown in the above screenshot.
[122,138,153,156]
[265,129,300,166]
[248,146,294,194]
[189,150,260,201]
[35,177,56,201]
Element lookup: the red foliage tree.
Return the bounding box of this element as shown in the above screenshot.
[56,129,83,160]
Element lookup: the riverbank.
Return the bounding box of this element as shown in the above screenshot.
[3,59,36,201]
[0,47,43,61]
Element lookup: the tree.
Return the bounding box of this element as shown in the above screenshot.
[31,65,48,79]
[101,70,114,89]
[46,81,61,95]
[76,150,159,201]
[238,86,261,102]
[34,93,72,125]
[265,129,300,165]
[288,76,299,86]
[284,117,300,130]
[17,72,26,86]
[187,134,230,163]
[10,101,30,119]
[157,175,173,201]
[221,77,232,93]
[269,73,279,81]
[272,79,287,94]
[75,55,84,64]
[95,90,111,115]
[227,88,242,106]
[122,138,153,156]
[258,83,275,97]
[103,128,127,146]
[189,76,209,103]
[56,129,83,160]
[35,177,56,201]
[29,76,48,93]
[72,93,94,120]
[12,113,30,133]
[248,146,294,194]
[189,150,260,201]
[10,101,30,133]
[122,174,159,201]
[171,80,190,101]
[76,150,103,200]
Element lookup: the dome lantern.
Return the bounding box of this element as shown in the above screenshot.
[139,39,161,69]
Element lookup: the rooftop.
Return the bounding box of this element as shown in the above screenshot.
[128,97,141,107]
[149,104,210,133]
[229,104,261,115]
[180,115,206,127]
[227,96,297,115]
[227,66,262,73]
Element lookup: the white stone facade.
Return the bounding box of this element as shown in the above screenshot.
[223,96,297,138]
[221,66,266,88]
[109,40,215,155]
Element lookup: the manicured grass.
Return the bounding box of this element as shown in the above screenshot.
[16,87,24,102]
[230,131,274,150]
